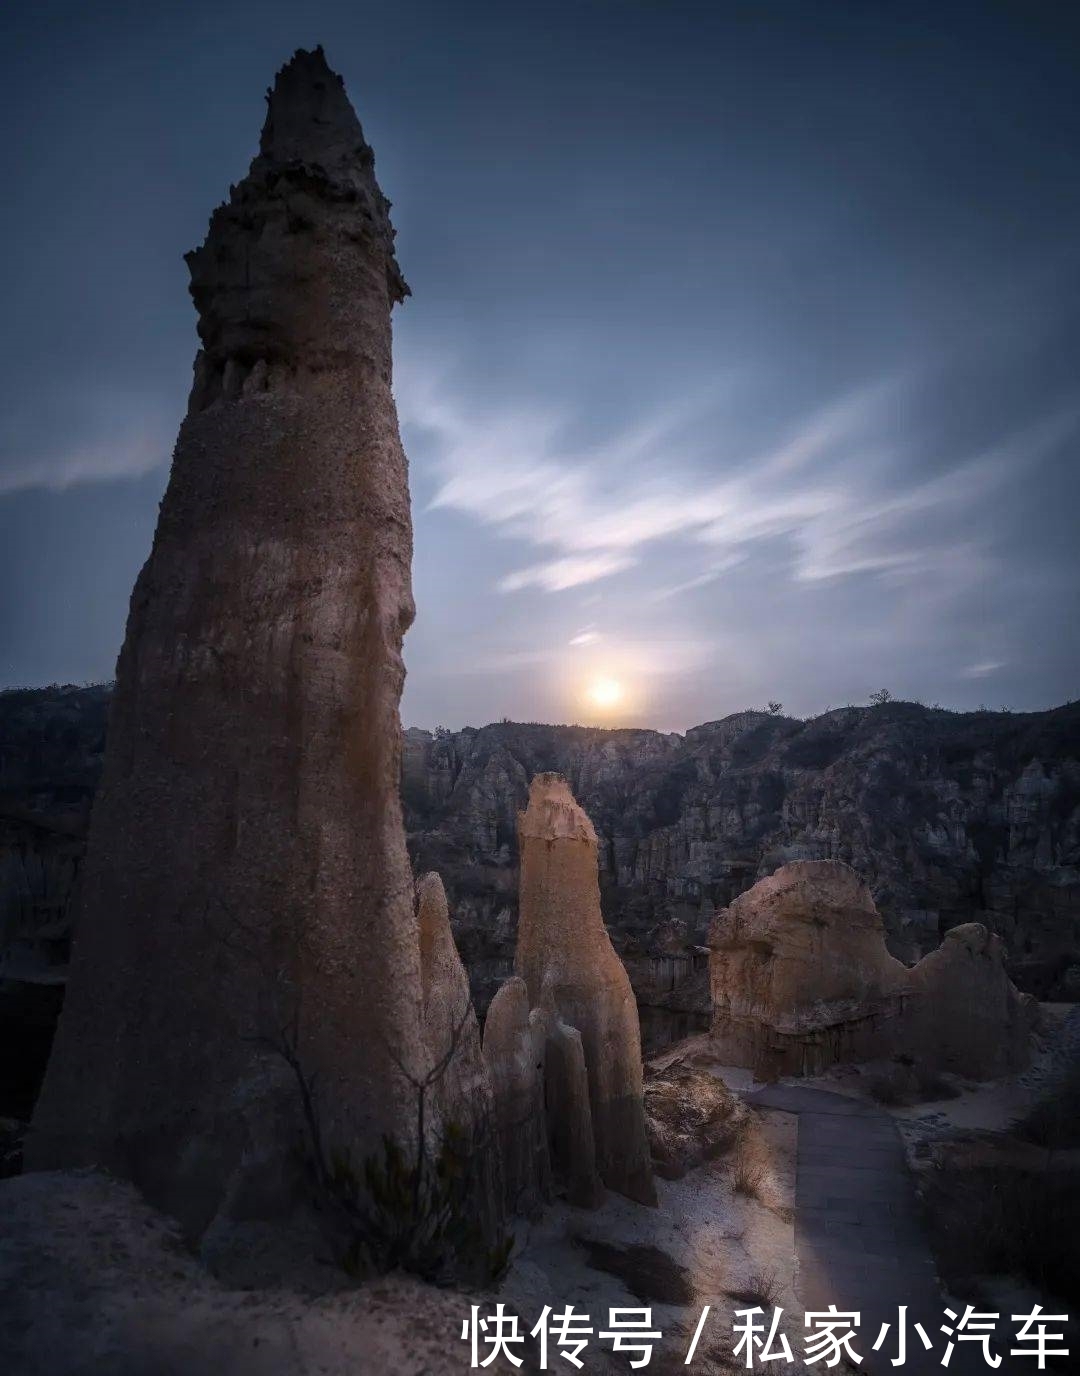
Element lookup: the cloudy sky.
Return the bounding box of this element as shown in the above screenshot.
[2,1,1078,730]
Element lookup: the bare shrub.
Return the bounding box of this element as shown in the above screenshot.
[261,1002,512,1286]
[914,1069,961,1102]
[730,1143,766,1199]
[726,1265,781,1308]
[1016,1060,1080,1149]
[866,1065,908,1105]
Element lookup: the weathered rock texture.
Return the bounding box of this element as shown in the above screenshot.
[26,49,425,1235]
[543,1018,603,1208]
[481,976,550,1217]
[6,696,1079,1108]
[8,697,1078,1040]
[403,705,1080,1013]
[642,1060,748,1180]
[416,872,490,1136]
[708,860,1037,1079]
[516,774,656,1204]
[906,922,1035,1079]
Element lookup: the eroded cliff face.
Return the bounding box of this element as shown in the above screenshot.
[23,49,426,1235]
[4,694,1079,1091]
[404,705,1080,1009]
[708,860,1037,1080]
[0,686,108,1119]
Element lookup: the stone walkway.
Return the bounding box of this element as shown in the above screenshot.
[746,1085,986,1374]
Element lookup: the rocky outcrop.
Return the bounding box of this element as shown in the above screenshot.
[0,685,109,1117]
[416,872,490,1137]
[708,860,1037,1079]
[709,862,910,1075]
[403,705,1080,1009]
[516,774,656,1205]
[481,976,550,1217]
[4,696,1078,1112]
[25,49,427,1236]
[906,922,1036,1079]
[8,698,1078,1038]
[643,1060,748,1180]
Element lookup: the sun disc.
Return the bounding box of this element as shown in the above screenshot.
[587,677,623,709]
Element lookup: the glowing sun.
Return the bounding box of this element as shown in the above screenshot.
[586,677,624,710]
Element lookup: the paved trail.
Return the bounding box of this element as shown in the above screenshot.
[746,1085,985,1374]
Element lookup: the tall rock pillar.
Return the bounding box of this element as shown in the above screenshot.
[515,773,656,1205]
[28,48,425,1236]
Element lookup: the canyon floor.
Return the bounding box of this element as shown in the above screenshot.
[5,1015,1078,1374]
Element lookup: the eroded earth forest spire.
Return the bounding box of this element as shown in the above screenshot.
[28,48,425,1235]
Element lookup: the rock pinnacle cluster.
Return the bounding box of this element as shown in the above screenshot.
[514,773,656,1206]
[28,49,425,1234]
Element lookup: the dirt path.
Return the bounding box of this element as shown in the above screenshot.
[746,1084,986,1374]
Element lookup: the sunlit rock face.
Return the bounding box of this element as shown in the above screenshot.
[27,49,424,1235]
[708,860,1036,1080]
[516,773,656,1205]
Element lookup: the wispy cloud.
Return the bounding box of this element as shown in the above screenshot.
[400,359,1077,606]
[0,388,174,496]
[961,660,1007,679]
[500,551,636,592]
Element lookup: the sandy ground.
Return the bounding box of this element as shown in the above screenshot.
[0,1168,522,1376]
[16,1007,1071,1376]
[502,1099,801,1373]
[0,1079,804,1375]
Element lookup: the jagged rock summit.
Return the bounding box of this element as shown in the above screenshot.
[28,49,425,1237]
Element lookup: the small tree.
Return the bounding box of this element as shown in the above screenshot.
[767,701,783,716]
[868,689,893,706]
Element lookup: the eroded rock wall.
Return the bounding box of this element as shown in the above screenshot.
[403,706,1080,1008]
[8,697,1078,1049]
[708,860,1036,1080]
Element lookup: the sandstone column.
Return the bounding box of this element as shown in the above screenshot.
[515,773,656,1205]
[28,48,425,1236]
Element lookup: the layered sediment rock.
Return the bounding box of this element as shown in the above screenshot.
[7,694,1078,1092]
[27,49,426,1234]
[709,860,1036,1079]
[481,976,550,1217]
[516,774,656,1204]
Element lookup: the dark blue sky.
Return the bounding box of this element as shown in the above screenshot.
[2,1,1078,729]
